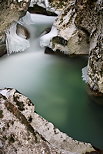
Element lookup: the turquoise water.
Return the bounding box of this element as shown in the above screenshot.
[0,23,103,149]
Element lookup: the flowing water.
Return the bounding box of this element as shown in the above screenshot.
[0,16,103,149]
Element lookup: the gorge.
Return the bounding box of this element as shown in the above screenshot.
[0,0,103,153]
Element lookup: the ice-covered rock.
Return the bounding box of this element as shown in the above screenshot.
[40,0,89,55]
[40,26,58,47]
[19,11,56,25]
[6,22,30,55]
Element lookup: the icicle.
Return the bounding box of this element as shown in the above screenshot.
[6,22,30,55]
[82,66,89,83]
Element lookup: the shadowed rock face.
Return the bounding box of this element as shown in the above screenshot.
[0,88,99,154]
[0,0,31,56]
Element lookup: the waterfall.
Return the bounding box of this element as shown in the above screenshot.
[5,0,57,55]
[6,11,56,55]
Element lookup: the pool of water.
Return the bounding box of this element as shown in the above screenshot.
[0,21,103,149]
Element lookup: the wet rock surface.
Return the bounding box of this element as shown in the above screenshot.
[0,88,100,154]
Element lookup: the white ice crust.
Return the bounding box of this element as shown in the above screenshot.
[6,22,30,55]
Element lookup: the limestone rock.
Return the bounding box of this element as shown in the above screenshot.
[49,0,73,12]
[67,30,89,55]
[0,88,98,154]
[74,0,103,93]
[41,0,90,55]
[87,0,103,93]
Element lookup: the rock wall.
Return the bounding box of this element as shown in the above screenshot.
[0,88,98,154]
[73,0,103,93]
[87,0,103,93]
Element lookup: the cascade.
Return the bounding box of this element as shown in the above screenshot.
[6,11,56,55]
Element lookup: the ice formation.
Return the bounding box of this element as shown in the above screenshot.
[6,11,56,55]
[40,26,58,47]
[19,11,56,25]
[30,0,50,8]
[82,66,89,83]
[6,22,30,55]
